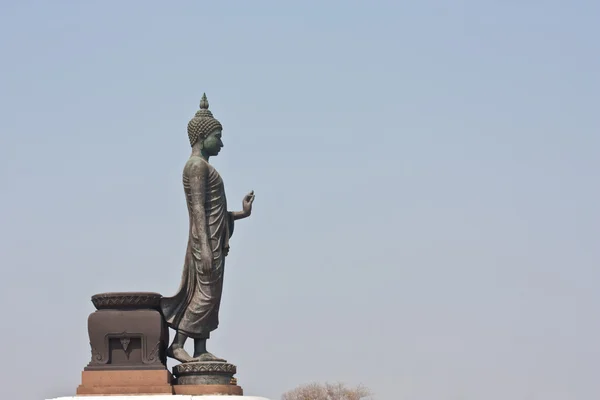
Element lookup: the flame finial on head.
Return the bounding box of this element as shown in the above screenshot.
[199,93,209,110]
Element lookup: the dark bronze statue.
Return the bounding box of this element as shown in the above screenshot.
[161,94,255,363]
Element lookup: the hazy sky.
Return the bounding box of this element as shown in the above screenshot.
[1,1,599,399]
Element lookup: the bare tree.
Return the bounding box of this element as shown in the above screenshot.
[281,382,372,400]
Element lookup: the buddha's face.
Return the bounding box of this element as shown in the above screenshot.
[203,130,224,156]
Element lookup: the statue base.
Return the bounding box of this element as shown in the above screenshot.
[51,396,269,399]
[76,369,173,395]
[172,361,242,395]
[173,384,243,395]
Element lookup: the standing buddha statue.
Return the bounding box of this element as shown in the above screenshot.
[161,94,255,363]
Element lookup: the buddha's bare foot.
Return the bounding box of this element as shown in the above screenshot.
[190,352,227,363]
[167,344,193,363]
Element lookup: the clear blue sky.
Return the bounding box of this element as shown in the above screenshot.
[1,1,599,399]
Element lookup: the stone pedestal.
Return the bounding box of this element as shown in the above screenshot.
[172,361,243,395]
[77,292,170,395]
[85,292,168,371]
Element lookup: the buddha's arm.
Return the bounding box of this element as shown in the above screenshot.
[230,210,249,221]
[189,163,211,254]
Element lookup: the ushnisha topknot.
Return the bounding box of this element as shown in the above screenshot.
[187,93,223,147]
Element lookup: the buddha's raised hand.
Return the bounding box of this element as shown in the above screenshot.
[242,190,255,216]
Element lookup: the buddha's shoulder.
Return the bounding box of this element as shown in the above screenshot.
[184,156,212,175]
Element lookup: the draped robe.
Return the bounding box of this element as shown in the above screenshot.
[161,157,234,338]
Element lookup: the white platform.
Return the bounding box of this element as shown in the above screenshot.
[49,397,270,400]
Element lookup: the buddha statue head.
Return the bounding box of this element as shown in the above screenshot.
[187,93,223,156]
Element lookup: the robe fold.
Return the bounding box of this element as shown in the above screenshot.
[161,157,234,339]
